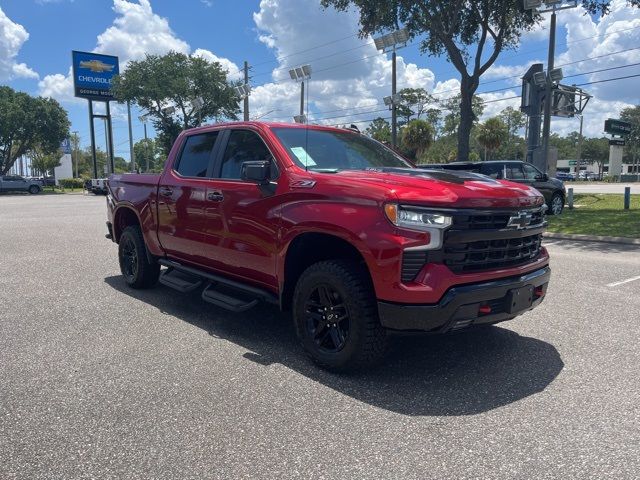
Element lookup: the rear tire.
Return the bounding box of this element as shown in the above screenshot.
[549,193,564,215]
[292,260,387,371]
[118,225,160,289]
[28,185,40,194]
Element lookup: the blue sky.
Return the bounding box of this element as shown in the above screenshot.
[1,0,639,159]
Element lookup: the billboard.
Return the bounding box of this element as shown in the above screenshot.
[604,119,632,137]
[60,138,71,154]
[72,51,119,101]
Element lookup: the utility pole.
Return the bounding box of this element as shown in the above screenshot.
[127,100,135,172]
[541,7,557,174]
[72,131,79,178]
[243,61,250,121]
[143,121,149,172]
[299,80,305,118]
[391,47,397,148]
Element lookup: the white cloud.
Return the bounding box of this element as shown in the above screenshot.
[251,0,436,125]
[0,7,38,81]
[192,48,243,81]
[39,0,190,101]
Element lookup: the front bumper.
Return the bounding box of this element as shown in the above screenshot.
[378,266,550,332]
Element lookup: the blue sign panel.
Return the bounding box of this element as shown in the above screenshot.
[72,51,119,101]
[60,138,71,154]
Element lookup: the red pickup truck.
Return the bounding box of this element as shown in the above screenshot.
[106,122,550,370]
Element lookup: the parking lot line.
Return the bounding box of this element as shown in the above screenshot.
[606,275,640,288]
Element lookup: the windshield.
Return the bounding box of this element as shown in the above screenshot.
[271,127,413,172]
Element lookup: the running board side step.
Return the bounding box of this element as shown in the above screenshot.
[158,259,278,312]
[158,268,203,293]
[201,284,259,312]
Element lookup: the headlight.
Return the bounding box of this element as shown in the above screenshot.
[384,204,452,232]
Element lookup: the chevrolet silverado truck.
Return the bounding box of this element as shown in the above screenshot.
[106,122,550,371]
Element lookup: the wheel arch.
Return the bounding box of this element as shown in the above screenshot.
[113,205,142,243]
[280,231,374,312]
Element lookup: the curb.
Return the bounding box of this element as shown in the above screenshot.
[543,231,640,245]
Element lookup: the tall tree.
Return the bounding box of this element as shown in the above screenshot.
[0,86,70,175]
[321,0,633,161]
[620,105,640,174]
[582,137,609,177]
[113,51,240,154]
[396,87,434,125]
[476,117,507,160]
[366,117,392,143]
[29,146,61,176]
[441,94,484,137]
[401,119,435,163]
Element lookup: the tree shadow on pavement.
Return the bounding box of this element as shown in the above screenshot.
[105,275,564,417]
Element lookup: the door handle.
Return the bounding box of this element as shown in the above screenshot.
[207,191,224,202]
[159,187,173,197]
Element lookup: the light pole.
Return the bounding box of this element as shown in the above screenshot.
[289,65,312,124]
[523,1,577,174]
[139,115,149,172]
[374,28,409,148]
[72,131,79,178]
[127,101,135,172]
[235,84,251,121]
[575,113,584,180]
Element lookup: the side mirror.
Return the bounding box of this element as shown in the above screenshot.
[535,173,548,181]
[241,160,270,184]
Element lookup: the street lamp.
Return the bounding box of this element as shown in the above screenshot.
[374,27,409,148]
[289,64,311,124]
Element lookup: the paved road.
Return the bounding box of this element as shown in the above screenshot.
[1,194,639,479]
[569,182,639,194]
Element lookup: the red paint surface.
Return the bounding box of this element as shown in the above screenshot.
[107,122,550,304]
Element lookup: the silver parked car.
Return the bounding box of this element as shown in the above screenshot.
[0,175,42,194]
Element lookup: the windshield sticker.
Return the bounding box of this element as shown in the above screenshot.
[290,147,317,167]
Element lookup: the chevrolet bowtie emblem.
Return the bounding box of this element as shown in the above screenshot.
[79,60,115,73]
[507,211,533,230]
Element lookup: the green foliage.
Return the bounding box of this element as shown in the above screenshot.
[582,137,609,174]
[621,105,640,171]
[320,0,628,161]
[58,178,84,190]
[396,88,435,125]
[113,51,240,154]
[0,86,70,175]
[29,146,61,176]
[476,117,507,160]
[134,138,165,172]
[366,117,391,143]
[401,119,434,163]
[441,95,484,137]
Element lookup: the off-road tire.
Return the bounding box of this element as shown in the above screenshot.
[118,225,160,289]
[293,260,387,371]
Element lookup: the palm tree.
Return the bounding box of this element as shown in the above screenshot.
[476,117,507,161]
[401,119,434,164]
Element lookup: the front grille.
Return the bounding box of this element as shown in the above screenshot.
[443,234,542,273]
[400,207,546,282]
[453,209,545,230]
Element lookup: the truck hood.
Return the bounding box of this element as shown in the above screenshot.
[327,168,544,209]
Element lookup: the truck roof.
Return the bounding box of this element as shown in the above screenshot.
[186,121,360,134]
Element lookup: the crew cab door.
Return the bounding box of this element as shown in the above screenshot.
[156,130,222,264]
[521,162,554,203]
[200,128,281,290]
[1,175,27,191]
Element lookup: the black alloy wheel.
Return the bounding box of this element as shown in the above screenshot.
[304,284,350,353]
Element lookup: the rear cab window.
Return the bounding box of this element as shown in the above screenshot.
[174,131,220,178]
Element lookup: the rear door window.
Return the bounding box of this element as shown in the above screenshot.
[506,164,525,180]
[174,131,219,178]
[480,163,505,179]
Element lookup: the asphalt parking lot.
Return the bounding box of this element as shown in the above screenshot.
[1,194,639,479]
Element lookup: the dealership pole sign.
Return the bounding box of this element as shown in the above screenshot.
[72,51,119,101]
